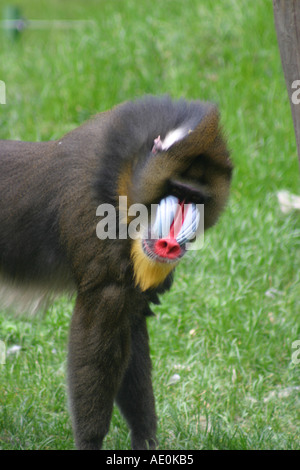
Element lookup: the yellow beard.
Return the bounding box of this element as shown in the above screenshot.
[131,239,177,291]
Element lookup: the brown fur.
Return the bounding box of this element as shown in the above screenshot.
[0,95,232,449]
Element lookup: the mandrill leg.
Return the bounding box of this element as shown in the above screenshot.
[67,284,131,450]
[116,311,157,450]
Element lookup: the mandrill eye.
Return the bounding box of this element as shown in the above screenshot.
[150,195,200,260]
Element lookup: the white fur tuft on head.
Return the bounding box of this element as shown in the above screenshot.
[152,127,189,154]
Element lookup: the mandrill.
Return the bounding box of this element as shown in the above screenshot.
[0,95,232,449]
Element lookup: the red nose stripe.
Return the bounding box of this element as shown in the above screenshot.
[169,200,186,239]
[154,237,181,259]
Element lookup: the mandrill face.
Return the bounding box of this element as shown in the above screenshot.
[123,108,232,292]
[142,129,202,264]
[141,195,200,263]
[131,194,202,292]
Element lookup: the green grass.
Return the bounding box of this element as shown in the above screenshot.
[0,0,299,450]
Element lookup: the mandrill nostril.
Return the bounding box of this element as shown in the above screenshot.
[154,238,182,259]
